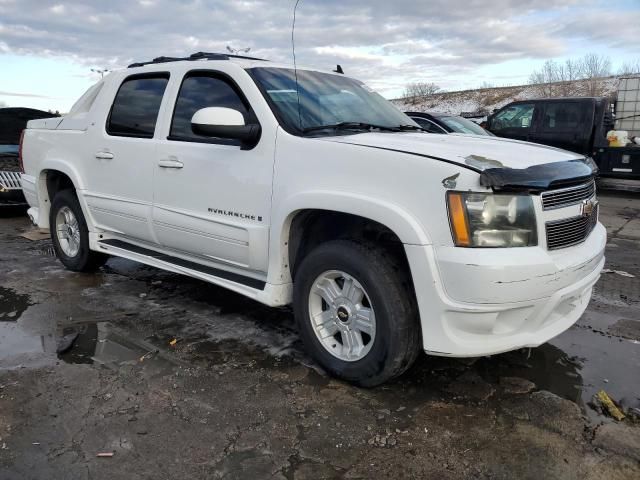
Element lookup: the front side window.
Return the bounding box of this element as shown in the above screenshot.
[491,103,534,130]
[248,67,417,135]
[107,74,169,138]
[170,73,251,143]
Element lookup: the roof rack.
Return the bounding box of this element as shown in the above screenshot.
[127,51,267,68]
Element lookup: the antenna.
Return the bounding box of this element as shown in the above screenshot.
[292,0,303,130]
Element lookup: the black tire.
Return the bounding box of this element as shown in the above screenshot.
[49,189,107,272]
[293,239,421,387]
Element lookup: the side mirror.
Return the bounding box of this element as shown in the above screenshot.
[191,107,261,148]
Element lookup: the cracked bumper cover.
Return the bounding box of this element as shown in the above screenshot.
[405,223,606,357]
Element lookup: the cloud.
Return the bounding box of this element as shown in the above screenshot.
[0,90,52,98]
[0,0,636,95]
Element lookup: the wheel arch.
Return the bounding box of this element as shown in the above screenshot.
[35,161,85,228]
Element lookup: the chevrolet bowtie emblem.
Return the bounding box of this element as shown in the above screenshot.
[581,199,597,217]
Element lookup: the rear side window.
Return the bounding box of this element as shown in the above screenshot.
[169,73,250,143]
[107,74,169,138]
[541,103,582,132]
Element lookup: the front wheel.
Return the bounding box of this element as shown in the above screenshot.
[293,240,421,387]
[49,189,107,272]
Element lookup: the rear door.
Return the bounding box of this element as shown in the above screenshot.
[487,102,535,141]
[530,101,591,154]
[82,73,169,242]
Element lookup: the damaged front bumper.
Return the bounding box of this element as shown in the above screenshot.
[405,221,606,357]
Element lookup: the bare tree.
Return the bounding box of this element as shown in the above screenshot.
[528,59,559,96]
[618,59,640,76]
[554,59,583,96]
[529,53,612,97]
[402,82,441,104]
[579,53,612,96]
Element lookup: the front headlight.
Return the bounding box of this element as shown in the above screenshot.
[447,192,537,247]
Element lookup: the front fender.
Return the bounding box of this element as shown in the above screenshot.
[266,190,432,285]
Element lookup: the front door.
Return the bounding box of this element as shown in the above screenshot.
[152,70,274,272]
[488,102,535,142]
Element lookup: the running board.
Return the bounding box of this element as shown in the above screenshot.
[98,239,266,290]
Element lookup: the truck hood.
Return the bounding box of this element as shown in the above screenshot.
[324,132,580,169]
[323,132,596,191]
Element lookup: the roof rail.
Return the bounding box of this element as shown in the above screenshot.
[127,51,267,68]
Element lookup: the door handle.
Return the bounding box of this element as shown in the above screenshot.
[158,158,184,169]
[95,151,114,160]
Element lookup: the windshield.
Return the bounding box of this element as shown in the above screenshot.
[439,116,491,136]
[248,67,417,134]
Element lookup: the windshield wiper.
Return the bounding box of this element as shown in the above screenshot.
[302,122,401,134]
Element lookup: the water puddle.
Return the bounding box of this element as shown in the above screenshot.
[0,286,32,321]
[58,323,178,375]
[0,291,177,374]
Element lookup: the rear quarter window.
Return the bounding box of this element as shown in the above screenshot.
[107,74,169,138]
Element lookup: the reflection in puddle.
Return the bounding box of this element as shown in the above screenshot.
[0,286,32,321]
[0,307,176,375]
[59,323,163,367]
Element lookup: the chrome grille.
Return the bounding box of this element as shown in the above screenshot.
[546,204,599,250]
[0,171,22,190]
[541,181,596,210]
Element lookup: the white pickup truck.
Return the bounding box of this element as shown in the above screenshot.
[20,52,605,386]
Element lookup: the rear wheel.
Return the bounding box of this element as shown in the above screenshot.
[49,189,107,272]
[293,239,421,387]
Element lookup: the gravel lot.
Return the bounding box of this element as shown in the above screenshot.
[1,192,639,479]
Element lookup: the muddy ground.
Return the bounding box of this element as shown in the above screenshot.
[1,193,639,480]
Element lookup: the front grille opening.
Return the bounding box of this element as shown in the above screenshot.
[541,181,595,210]
[545,204,599,250]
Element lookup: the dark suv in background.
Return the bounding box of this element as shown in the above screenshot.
[1,108,59,207]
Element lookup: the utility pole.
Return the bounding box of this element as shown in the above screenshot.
[91,68,109,79]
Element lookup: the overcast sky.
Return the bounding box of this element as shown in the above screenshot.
[1,0,639,111]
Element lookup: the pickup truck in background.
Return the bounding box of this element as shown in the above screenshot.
[20,52,606,386]
[0,107,59,206]
[486,83,640,188]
